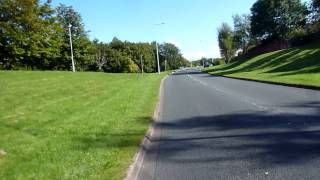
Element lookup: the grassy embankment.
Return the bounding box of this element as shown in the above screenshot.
[0,71,165,179]
[204,43,320,87]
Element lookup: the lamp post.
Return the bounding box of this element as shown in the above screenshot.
[156,41,160,74]
[140,54,144,74]
[154,22,165,74]
[68,24,75,72]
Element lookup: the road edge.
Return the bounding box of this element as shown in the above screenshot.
[124,75,167,180]
[205,73,320,91]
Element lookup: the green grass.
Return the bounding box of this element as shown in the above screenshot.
[204,43,320,87]
[0,71,165,180]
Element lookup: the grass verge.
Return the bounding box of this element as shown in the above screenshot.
[204,43,320,87]
[0,71,165,179]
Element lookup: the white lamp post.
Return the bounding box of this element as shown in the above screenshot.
[68,24,75,72]
[154,22,165,74]
[156,41,160,74]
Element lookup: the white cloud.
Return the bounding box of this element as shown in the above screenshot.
[182,44,220,61]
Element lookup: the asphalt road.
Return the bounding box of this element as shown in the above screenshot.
[136,68,320,180]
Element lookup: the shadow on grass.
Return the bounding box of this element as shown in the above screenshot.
[203,60,245,73]
[205,43,320,76]
[75,116,153,150]
[268,49,320,75]
[209,49,302,76]
[141,101,320,167]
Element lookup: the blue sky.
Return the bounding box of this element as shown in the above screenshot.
[49,0,258,60]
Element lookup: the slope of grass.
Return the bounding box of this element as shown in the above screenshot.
[204,43,320,87]
[0,71,165,179]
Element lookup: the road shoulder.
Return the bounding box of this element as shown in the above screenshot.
[125,75,167,180]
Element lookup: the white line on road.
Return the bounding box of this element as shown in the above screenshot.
[186,74,285,114]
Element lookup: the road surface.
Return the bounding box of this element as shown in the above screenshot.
[136,69,320,180]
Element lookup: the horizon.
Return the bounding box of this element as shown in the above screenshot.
[48,0,258,61]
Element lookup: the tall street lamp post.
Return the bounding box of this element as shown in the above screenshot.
[68,24,75,72]
[156,42,160,74]
[154,22,165,74]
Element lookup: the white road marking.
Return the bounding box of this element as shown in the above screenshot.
[186,74,286,113]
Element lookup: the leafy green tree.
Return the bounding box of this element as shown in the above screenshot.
[0,0,35,69]
[159,43,183,70]
[232,14,254,54]
[217,23,234,64]
[250,0,308,40]
[29,3,64,70]
[121,42,157,73]
[91,40,108,71]
[140,43,157,72]
[0,0,63,70]
[0,1,188,73]
[103,48,138,73]
[110,37,125,51]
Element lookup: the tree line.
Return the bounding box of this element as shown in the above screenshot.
[217,0,320,64]
[0,0,189,72]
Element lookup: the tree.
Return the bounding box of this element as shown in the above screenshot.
[232,14,253,54]
[91,40,108,71]
[0,0,36,69]
[110,37,125,51]
[159,43,184,70]
[104,48,138,73]
[310,0,320,22]
[250,0,308,40]
[0,0,63,70]
[217,23,234,64]
[0,1,188,73]
[139,43,157,72]
[120,42,156,73]
[29,3,64,70]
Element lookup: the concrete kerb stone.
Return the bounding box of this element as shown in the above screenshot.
[125,75,168,180]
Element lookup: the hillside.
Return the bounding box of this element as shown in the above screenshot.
[0,71,165,179]
[204,43,320,87]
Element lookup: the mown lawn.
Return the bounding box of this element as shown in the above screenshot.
[204,43,320,87]
[0,71,165,179]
